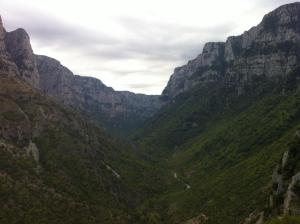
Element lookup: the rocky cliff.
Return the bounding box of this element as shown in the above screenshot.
[162,2,300,100]
[36,55,161,134]
[0,16,39,87]
[0,55,139,224]
[5,28,40,88]
[0,15,160,224]
[134,3,300,223]
[0,16,160,134]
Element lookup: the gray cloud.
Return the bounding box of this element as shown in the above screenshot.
[127,82,163,89]
[2,0,296,94]
[259,0,296,7]
[3,6,234,63]
[110,16,234,60]
[4,9,120,48]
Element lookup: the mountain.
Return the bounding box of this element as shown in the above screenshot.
[0,16,39,88]
[0,74,133,223]
[134,2,300,223]
[0,15,164,224]
[36,55,161,135]
[162,3,300,101]
[1,17,133,223]
[0,15,160,136]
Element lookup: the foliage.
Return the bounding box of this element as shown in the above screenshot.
[265,216,300,224]
[133,68,300,223]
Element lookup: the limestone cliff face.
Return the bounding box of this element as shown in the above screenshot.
[36,55,161,134]
[0,16,19,76]
[162,3,300,100]
[0,16,6,55]
[5,29,40,88]
[0,16,160,134]
[0,16,39,88]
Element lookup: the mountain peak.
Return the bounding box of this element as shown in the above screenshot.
[0,15,5,34]
[270,1,300,14]
[0,15,3,27]
[162,2,300,100]
[4,25,40,88]
[0,15,6,55]
[261,2,300,32]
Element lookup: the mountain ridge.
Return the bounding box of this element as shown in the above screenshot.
[133,2,300,223]
[36,54,161,135]
[162,2,300,101]
[0,16,161,135]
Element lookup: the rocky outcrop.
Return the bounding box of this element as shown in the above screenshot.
[241,131,300,223]
[162,3,300,100]
[0,16,6,55]
[5,29,39,88]
[0,16,19,77]
[241,211,264,224]
[26,141,39,163]
[0,72,139,224]
[266,130,300,219]
[36,55,161,134]
[283,172,300,215]
[162,42,225,98]
[0,16,160,134]
[183,214,208,224]
[0,15,39,88]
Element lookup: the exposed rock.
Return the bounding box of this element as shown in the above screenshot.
[5,28,39,88]
[162,3,300,100]
[282,150,289,168]
[242,211,264,224]
[283,172,300,215]
[0,15,6,55]
[0,96,32,145]
[26,141,39,163]
[255,212,264,224]
[265,130,300,218]
[185,184,191,190]
[162,42,225,98]
[36,55,161,134]
[104,163,121,179]
[184,214,208,224]
[0,16,39,87]
[272,165,284,195]
[0,70,139,223]
[0,17,160,135]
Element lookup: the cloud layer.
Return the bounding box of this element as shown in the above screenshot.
[1,0,296,94]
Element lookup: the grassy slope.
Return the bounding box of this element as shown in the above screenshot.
[0,74,164,224]
[265,216,300,224]
[134,73,300,223]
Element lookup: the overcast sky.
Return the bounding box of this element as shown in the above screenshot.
[1,0,296,94]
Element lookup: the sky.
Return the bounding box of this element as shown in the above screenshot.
[1,0,297,94]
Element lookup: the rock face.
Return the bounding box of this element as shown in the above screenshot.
[0,15,148,223]
[0,16,39,88]
[0,16,160,134]
[0,71,139,224]
[0,16,19,77]
[36,55,161,134]
[0,16,6,55]
[267,131,300,217]
[5,28,40,88]
[162,3,300,100]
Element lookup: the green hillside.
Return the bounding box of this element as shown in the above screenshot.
[0,74,164,224]
[133,69,300,223]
